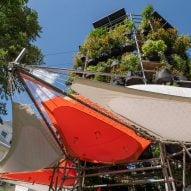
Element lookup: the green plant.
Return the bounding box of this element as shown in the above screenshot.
[73,53,85,69]
[79,18,134,60]
[80,27,109,58]
[159,60,172,70]
[110,24,128,48]
[171,54,188,75]
[188,60,191,79]
[86,65,97,72]
[142,4,154,19]
[173,35,191,56]
[142,40,167,58]
[67,87,76,95]
[120,53,140,72]
[139,4,154,31]
[147,27,177,51]
[0,0,43,122]
[151,144,160,158]
[94,62,110,82]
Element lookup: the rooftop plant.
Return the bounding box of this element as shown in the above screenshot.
[120,53,139,72]
[142,40,167,59]
[139,4,154,31]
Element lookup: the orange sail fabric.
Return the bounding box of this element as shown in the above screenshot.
[42,96,150,164]
[21,72,151,164]
[0,160,76,187]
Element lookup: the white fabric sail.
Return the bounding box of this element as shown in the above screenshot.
[72,78,191,142]
[0,102,62,173]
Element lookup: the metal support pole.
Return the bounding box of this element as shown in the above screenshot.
[183,147,186,191]
[77,161,83,191]
[57,160,68,191]
[82,58,88,78]
[81,161,86,190]
[166,157,176,191]
[159,143,172,191]
[84,179,166,189]
[8,48,27,96]
[14,48,27,64]
[16,70,65,154]
[49,162,60,191]
[182,144,191,159]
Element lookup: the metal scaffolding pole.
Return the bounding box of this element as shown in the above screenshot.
[159,143,172,191]
[166,155,176,191]
[183,147,186,191]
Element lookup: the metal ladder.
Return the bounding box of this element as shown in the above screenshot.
[129,13,147,84]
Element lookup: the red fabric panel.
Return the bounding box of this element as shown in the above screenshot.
[20,72,150,164]
[0,161,76,186]
[42,96,150,164]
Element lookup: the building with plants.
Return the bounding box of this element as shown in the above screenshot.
[71,5,191,190]
[73,5,191,87]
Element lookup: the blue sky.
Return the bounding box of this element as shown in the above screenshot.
[3,1,191,121]
[28,0,191,68]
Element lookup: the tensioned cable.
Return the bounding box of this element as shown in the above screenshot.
[26,65,146,79]
[12,79,39,117]
[21,74,71,157]
[28,66,71,82]
[29,93,66,154]
[25,80,54,122]
[17,69,66,154]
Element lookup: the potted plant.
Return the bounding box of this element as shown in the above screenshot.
[155,68,173,84]
[121,39,136,53]
[170,54,189,77]
[110,18,134,55]
[147,26,178,56]
[142,40,167,61]
[93,62,110,82]
[73,53,86,69]
[172,35,191,56]
[154,61,173,84]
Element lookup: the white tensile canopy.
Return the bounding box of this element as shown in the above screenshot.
[72,78,191,143]
[0,102,62,173]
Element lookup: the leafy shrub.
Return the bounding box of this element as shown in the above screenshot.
[142,4,154,19]
[171,54,188,75]
[139,4,154,31]
[173,35,191,56]
[142,40,167,57]
[120,53,139,72]
[86,65,97,72]
[79,18,134,59]
[73,53,85,69]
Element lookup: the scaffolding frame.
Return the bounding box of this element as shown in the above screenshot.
[6,30,191,190]
[14,65,191,190]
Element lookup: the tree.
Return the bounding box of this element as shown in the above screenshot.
[0,0,43,122]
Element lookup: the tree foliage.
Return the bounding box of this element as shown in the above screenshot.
[0,0,43,121]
